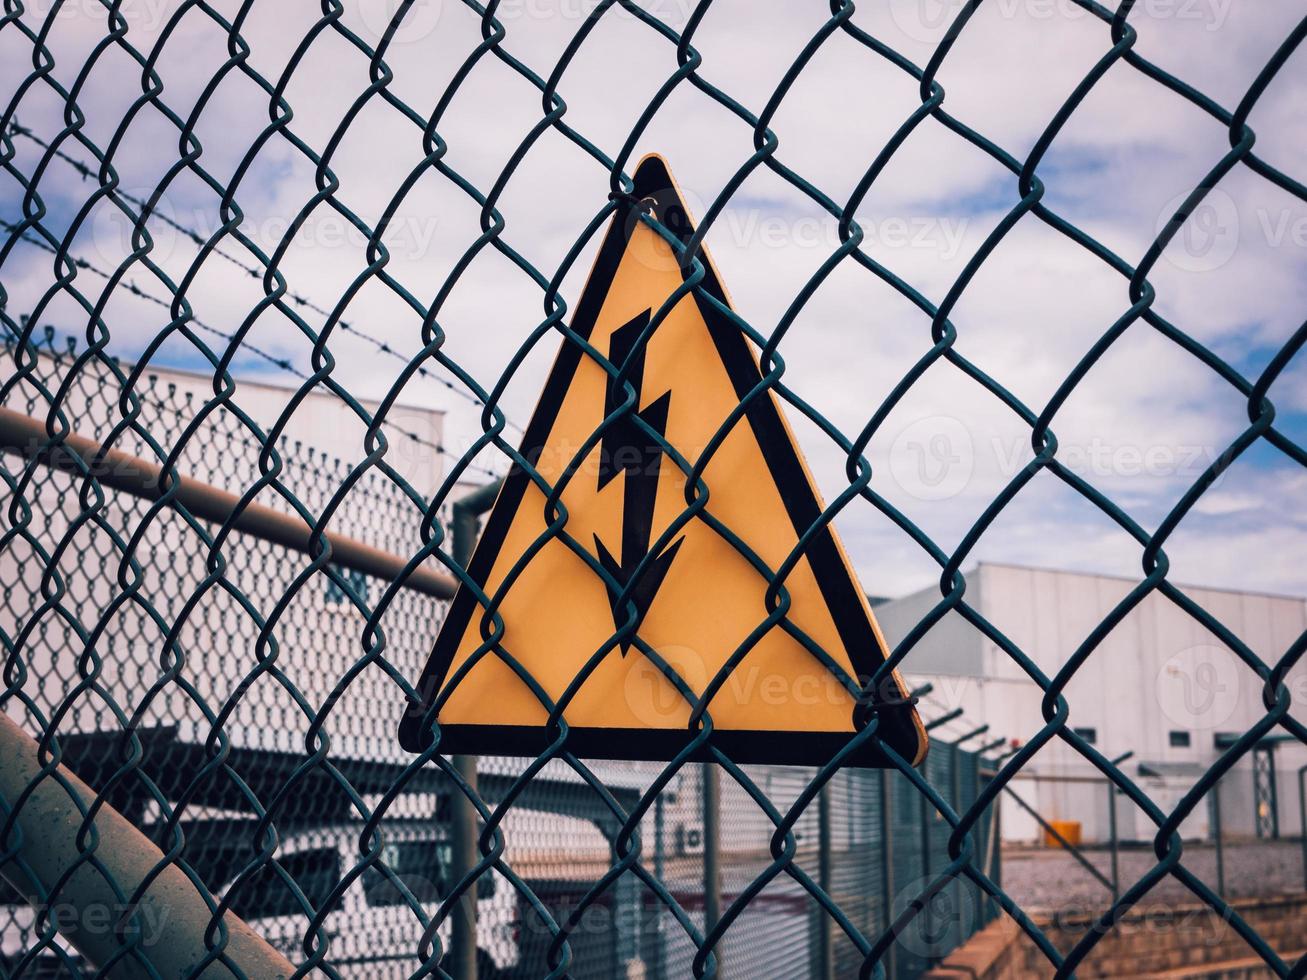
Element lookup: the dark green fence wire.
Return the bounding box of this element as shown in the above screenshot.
[3,331,1000,980]
[0,0,1304,978]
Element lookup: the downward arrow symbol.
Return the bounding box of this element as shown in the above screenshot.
[593,309,684,654]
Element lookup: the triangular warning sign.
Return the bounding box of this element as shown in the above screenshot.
[400,155,926,768]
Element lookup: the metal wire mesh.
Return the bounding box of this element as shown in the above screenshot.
[1,327,1000,980]
[0,1,1304,978]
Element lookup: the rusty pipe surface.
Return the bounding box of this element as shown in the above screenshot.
[0,712,296,978]
[0,405,457,600]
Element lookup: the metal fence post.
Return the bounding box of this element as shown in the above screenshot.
[1108,784,1120,903]
[878,768,897,980]
[918,784,932,954]
[816,783,833,980]
[703,763,721,966]
[1212,775,1225,900]
[450,752,479,980]
[918,705,960,947]
[947,744,961,951]
[652,792,667,980]
[995,779,1003,895]
[972,756,985,929]
[948,727,985,943]
[448,480,502,980]
[949,745,960,810]
[1299,766,1307,891]
[976,738,1005,927]
[1107,752,1131,904]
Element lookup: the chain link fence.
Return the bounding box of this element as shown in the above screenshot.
[0,1,1305,978]
[1,335,999,978]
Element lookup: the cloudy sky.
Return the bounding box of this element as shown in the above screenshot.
[2,0,1304,602]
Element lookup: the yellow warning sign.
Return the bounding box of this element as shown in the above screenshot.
[400,155,926,767]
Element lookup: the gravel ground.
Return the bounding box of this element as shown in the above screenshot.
[1001,840,1306,913]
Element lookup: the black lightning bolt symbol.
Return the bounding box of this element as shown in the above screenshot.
[593,310,685,655]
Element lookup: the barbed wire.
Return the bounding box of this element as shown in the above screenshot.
[0,216,504,481]
[5,119,526,441]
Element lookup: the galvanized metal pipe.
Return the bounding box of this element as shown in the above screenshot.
[815,784,832,980]
[949,724,987,940]
[977,757,982,935]
[1299,766,1307,891]
[989,776,1002,898]
[0,406,457,599]
[1107,785,1120,903]
[702,764,721,954]
[1108,751,1132,904]
[877,768,897,980]
[447,480,501,980]
[0,712,295,978]
[652,793,666,980]
[1212,776,1225,898]
[449,750,478,980]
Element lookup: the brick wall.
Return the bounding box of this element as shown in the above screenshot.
[922,894,1307,979]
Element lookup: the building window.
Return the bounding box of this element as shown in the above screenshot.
[1169,730,1191,748]
[1073,727,1097,744]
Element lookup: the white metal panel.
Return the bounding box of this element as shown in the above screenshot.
[886,562,1307,842]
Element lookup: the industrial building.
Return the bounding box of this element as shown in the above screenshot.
[875,562,1307,845]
